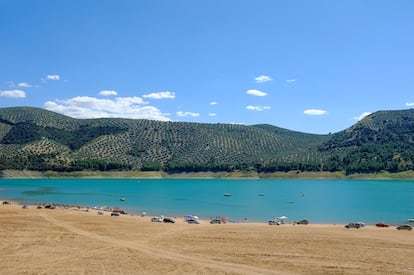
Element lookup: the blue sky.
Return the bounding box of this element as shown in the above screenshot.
[1,0,413,134]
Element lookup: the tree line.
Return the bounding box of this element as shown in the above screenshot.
[1,142,413,175]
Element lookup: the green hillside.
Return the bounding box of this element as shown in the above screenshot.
[0,106,413,175]
[318,109,414,174]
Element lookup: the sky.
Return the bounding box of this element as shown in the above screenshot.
[1,0,413,134]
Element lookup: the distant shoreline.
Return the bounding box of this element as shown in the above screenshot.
[1,169,414,180]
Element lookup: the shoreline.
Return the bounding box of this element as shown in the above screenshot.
[1,198,411,229]
[0,199,331,230]
[2,169,414,179]
[0,199,309,225]
[3,199,413,227]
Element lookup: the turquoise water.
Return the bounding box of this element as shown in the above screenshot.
[0,178,413,224]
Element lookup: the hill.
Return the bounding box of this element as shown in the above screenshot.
[0,106,413,176]
[319,109,414,174]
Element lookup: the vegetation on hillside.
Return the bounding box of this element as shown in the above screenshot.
[0,107,413,176]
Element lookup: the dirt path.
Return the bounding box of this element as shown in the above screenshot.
[39,213,284,274]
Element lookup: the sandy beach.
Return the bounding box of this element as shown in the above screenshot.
[0,202,413,275]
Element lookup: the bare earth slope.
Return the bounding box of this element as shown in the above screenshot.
[1,204,413,274]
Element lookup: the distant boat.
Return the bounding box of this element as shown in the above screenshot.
[287,201,295,203]
[408,218,414,223]
[224,193,232,197]
[120,197,125,201]
[259,193,265,196]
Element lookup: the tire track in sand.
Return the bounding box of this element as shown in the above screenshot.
[39,213,285,275]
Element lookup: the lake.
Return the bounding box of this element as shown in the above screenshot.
[1,178,413,225]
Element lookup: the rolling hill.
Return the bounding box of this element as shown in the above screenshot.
[0,106,413,175]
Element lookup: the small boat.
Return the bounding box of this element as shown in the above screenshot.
[224,193,232,197]
[408,218,414,223]
[120,197,125,201]
[287,201,295,203]
[258,193,265,196]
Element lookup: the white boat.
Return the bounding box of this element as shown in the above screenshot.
[120,197,125,201]
[408,218,414,223]
[224,193,232,197]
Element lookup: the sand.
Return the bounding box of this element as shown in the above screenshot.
[0,202,413,275]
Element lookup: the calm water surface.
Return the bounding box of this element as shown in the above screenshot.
[0,178,413,224]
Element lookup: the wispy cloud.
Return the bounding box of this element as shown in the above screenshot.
[286,79,297,83]
[8,82,33,88]
[254,75,272,83]
[99,90,118,96]
[41,74,61,82]
[176,111,200,117]
[47,75,60,80]
[406,101,414,107]
[18,82,32,88]
[0,89,26,98]
[210,101,218,105]
[353,112,371,121]
[143,91,175,99]
[208,113,217,117]
[303,109,327,116]
[246,89,267,97]
[246,105,271,111]
[44,96,170,121]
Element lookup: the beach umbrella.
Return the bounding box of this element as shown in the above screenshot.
[221,216,229,223]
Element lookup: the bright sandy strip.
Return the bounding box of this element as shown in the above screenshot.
[0,202,413,275]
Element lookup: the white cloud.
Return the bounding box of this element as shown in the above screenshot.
[254,75,272,83]
[210,101,218,105]
[0,89,26,98]
[246,89,267,97]
[44,96,170,121]
[208,113,217,116]
[17,82,32,88]
[7,82,33,88]
[99,90,118,96]
[303,109,327,116]
[143,91,175,99]
[286,79,297,83]
[406,101,414,107]
[176,111,200,117]
[46,75,60,80]
[246,105,271,111]
[353,112,371,121]
[41,74,61,82]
